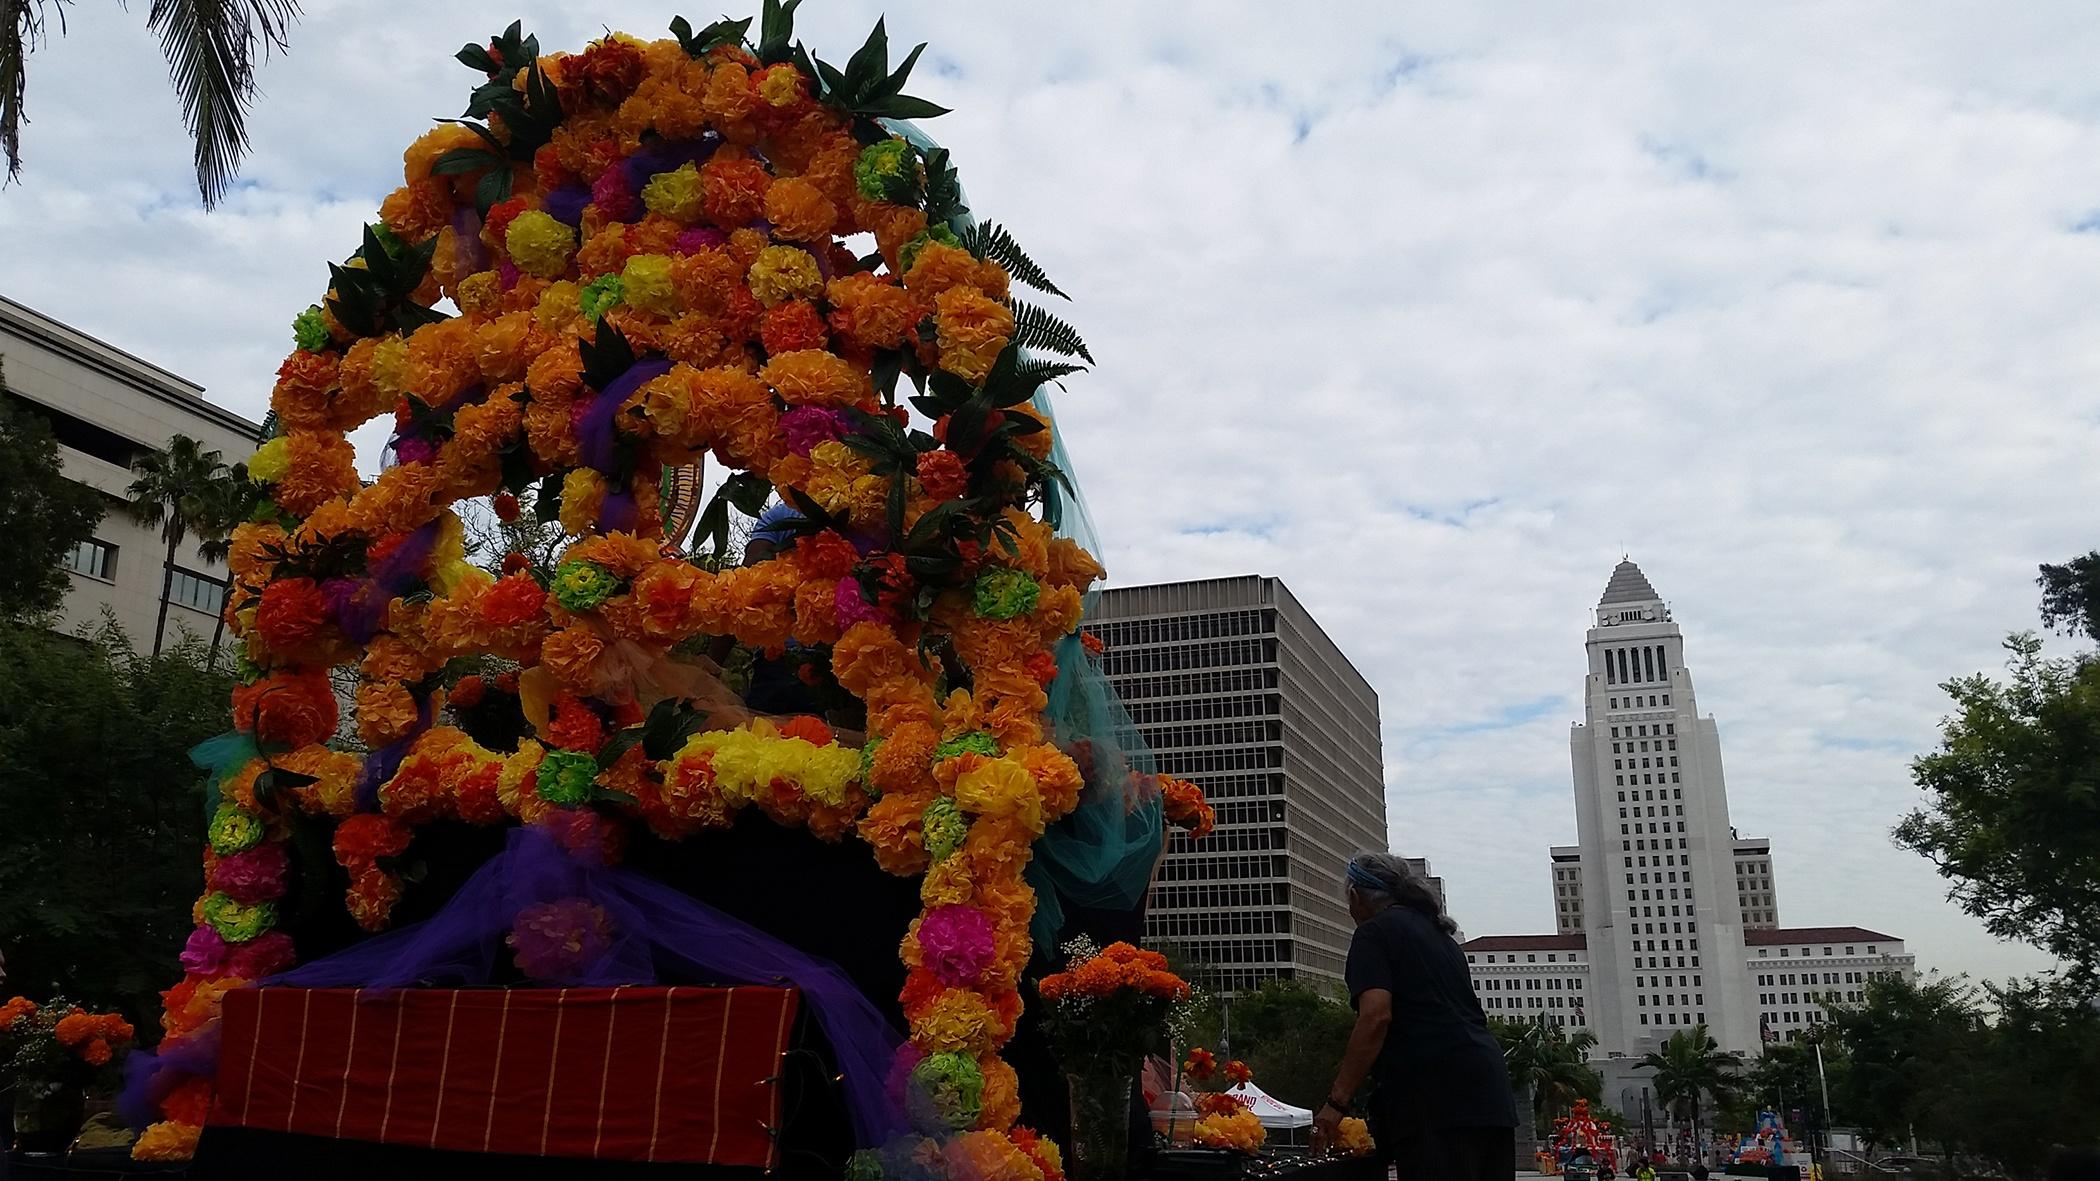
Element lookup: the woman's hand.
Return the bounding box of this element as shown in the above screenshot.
[1310,1102,1342,1154]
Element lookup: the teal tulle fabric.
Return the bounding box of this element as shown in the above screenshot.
[191,731,262,819]
[1023,397,1165,955]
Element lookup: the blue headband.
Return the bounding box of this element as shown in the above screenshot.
[1347,862,1388,893]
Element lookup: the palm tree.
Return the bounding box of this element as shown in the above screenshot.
[3,0,301,206]
[1638,1025,1738,1148]
[194,461,256,668]
[126,435,227,656]
[1495,1019,1603,1137]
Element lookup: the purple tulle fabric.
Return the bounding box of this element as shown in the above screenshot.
[578,358,673,473]
[118,1025,220,1131]
[543,184,591,227]
[266,827,907,1146]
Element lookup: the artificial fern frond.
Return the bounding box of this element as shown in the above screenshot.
[1012,300,1093,365]
[964,221,1067,300]
[1015,358,1086,389]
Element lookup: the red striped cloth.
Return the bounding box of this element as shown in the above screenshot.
[209,986,798,1167]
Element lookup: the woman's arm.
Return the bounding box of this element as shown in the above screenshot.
[1311,987,1392,1151]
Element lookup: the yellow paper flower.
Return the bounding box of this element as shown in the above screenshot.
[507,210,578,279]
[641,162,705,223]
[746,245,824,307]
[621,253,679,316]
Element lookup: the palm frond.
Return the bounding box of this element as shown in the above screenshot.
[962,221,1067,300]
[147,0,300,208]
[0,0,53,184]
[1011,300,1093,365]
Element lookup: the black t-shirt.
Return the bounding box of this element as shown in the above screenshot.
[1343,905,1518,1132]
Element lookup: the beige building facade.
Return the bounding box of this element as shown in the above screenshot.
[1,294,262,646]
[1088,575,1388,993]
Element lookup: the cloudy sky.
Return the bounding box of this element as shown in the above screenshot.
[6,1,2095,981]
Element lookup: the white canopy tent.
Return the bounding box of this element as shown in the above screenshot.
[1223,1082,1313,1130]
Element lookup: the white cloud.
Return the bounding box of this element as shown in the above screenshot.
[5,0,2094,980]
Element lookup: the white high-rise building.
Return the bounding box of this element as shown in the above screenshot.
[1461,560,1916,1077]
[1565,558,1763,1056]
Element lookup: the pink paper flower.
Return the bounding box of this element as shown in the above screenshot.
[227,931,296,979]
[211,841,290,905]
[780,406,849,456]
[917,905,996,986]
[835,578,885,629]
[675,227,728,255]
[179,926,229,975]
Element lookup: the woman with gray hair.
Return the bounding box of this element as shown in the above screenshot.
[1310,851,1517,1179]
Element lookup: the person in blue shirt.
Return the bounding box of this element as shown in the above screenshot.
[1312,851,1517,1180]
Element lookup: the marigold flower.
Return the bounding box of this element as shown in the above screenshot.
[934,287,1014,385]
[701,155,771,227]
[764,176,836,242]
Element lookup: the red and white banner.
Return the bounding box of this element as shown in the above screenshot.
[210,986,797,1167]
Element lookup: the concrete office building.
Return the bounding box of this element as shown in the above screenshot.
[1088,575,1387,993]
[1,295,262,645]
[1462,560,1916,1077]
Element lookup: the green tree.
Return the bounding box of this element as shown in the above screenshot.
[1738,1036,1846,1134]
[1895,633,2100,973]
[1213,979,1356,1109]
[1492,1018,1602,1137]
[194,460,264,669]
[126,435,229,657]
[0,619,232,1022]
[0,392,105,623]
[1824,974,1980,1153]
[1636,1025,1738,1144]
[2037,552,2100,642]
[2,0,300,206]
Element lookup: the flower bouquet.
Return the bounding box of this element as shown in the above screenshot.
[1,997,134,1152]
[1037,939,1190,1181]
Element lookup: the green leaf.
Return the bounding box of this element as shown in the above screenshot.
[871,42,927,102]
[1012,300,1093,364]
[922,147,967,227]
[843,19,889,96]
[963,222,1067,299]
[534,473,564,524]
[871,349,904,404]
[431,147,500,177]
[672,14,752,57]
[723,472,775,516]
[474,167,514,217]
[872,94,951,121]
[1015,358,1086,390]
[456,43,499,74]
[758,0,804,64]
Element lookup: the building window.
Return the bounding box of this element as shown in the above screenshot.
[169,567,227,616]
[62,538,118,581]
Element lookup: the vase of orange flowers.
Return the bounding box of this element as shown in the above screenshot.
[1037,938,1191,1181]
[1,996,134,1153]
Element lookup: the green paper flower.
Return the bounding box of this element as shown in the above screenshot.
[935,731,999,762]
[292,305,331,352]
[971,568,1040,621]
[580,274,625,323]
[536,750,600,805]
[551,559,622,613]
[201,892,277,944]
[208,803,265,856]
[859,737,885,798]
[921,797,967,863]
[854,138,914,202]
[909,1050,983,1132]
[898,223,961,274]
[844,1150,885,1181]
